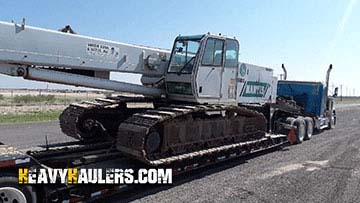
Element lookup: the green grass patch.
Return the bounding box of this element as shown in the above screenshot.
[0,94,4,100]
[13,95,56,104]
[0,111,61,124]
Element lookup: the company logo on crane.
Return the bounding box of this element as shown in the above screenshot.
[242,81,270,97]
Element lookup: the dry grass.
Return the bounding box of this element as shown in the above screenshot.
[335,97,360,104]
[0,89,108,123]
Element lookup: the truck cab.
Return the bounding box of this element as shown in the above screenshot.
[277,80,336,130]
[165,34,277,105]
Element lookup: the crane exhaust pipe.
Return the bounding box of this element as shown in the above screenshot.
[281,64,287,80]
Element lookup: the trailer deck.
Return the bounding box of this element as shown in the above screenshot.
[0,134,288,202]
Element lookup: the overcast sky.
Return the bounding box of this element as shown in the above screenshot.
[0,0,359,95]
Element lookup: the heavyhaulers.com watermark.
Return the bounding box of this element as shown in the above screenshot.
[18,168,172,184]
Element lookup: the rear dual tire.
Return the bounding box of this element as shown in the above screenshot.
[304,117,314,140]
[287,117,305,144]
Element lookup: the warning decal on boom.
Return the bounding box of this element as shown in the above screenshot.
[87,43,120,58]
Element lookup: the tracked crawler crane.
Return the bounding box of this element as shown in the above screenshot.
[0,21,335,166]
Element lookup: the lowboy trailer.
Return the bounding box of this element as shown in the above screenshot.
[0,134,288,202]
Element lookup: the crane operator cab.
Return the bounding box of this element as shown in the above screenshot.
[165,34,277,105]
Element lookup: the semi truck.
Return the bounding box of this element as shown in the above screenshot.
[0,20,336,202]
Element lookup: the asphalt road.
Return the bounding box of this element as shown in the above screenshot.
[0,106,359,203]
[0,121,75,149]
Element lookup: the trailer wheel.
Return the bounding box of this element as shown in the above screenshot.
[304,117,314,140]
[0,176,37,203]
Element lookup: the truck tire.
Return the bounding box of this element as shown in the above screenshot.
[287,117,305,144]
[304,117,314,140]
[295,117,306,144]
[328,110,336,129]
[0,176,37,203]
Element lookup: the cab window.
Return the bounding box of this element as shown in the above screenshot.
[168,40,201,74]
[225,39,239,67]
[202,38,224,66]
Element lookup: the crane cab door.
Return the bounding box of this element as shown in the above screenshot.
[196,38,224,99]
[196,37,239,102]
[220,39,239,102]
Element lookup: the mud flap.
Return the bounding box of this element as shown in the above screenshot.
[287,127,296,144]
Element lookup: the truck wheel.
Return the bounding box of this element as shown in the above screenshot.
[295,118,305,144]
[328,110,336,129]
[304,117,314,140]
[287,117,305,144]
[0,176,37,203]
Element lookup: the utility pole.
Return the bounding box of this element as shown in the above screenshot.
[340,85,343,101]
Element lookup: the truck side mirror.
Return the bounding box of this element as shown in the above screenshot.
[333,87,338,97]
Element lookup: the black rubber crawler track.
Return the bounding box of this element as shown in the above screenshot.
[116,104,267,166]
[59,96,150,141]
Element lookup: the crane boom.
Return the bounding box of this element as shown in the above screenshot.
[0,21,170,97]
